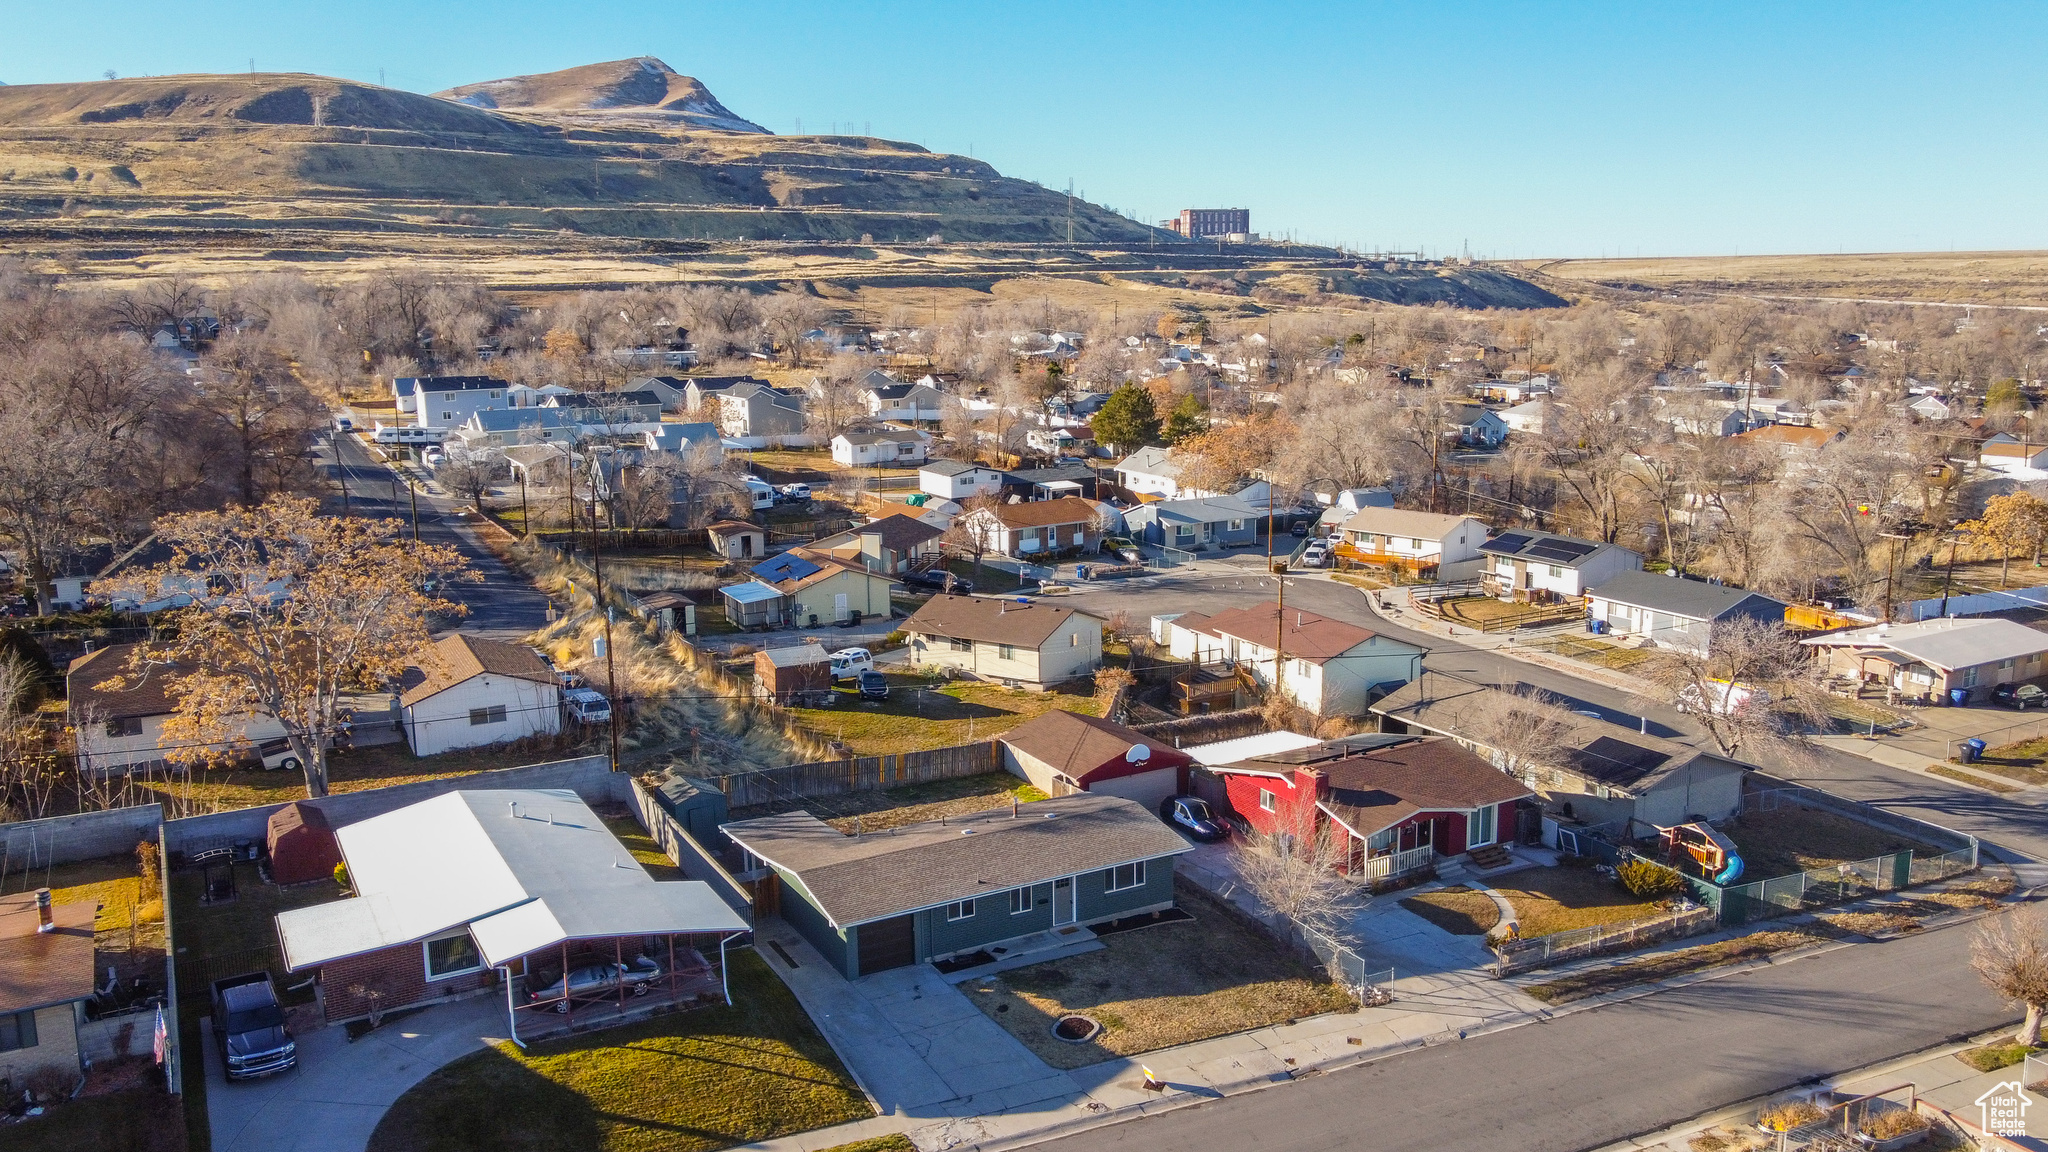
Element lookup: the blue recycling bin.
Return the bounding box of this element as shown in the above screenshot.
[1962,738,1987,763]
[1588,618,1606,635]
[1950,688,1970,708]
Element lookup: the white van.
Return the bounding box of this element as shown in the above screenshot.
[828,648,874,680]
[745,478,776,511]
[565,688,612,724]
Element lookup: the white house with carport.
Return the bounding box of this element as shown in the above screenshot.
[1479,529,1641,600]
[400,634,563,757]
[1585,572,1786,657]
[1801,617,2048,702]
[919,459,1006,501]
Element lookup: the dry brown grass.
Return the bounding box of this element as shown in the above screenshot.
[1492,867,1668,938]
[1720,805,1938,877]
[965,882,1354,1069]
[783,676,1100,757]
[1530,250,2048,307]
[1522,925,1841,1005]
[1926,764,2023,792]
[1398,885,1501,936]
[724,771,1047,831]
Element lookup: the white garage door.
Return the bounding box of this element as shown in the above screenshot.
[1088,767,1180,813]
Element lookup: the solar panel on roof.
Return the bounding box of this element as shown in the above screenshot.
[1488,533,1533,552]
[756,554,821,581]
[1524,542,1584,563]
[1549,539,1599,558]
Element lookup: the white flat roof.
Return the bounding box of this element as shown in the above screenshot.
[1182,731,1325,766]
[276,789,746,971]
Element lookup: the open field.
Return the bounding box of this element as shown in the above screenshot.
[1527,250,2048,308]
[966,881,1354,1069]
[367,950,871,1152]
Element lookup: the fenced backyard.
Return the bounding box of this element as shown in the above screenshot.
[1493,903,1718,975]
[1304,929,1395,1001]
[698,740,1001,807]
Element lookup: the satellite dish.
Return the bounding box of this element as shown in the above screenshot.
[1126,743,1151,764]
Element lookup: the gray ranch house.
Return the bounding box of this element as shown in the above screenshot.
[722,793,1191,979]
[1122,494,1263,552]
[1585,571,1787,657]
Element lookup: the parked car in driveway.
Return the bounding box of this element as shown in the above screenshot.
[1996,682,2048,709]
[857,670,890,701]
[1299,540,1333,568]
[213,972,296,1080]
[528,955,664,1012]
[1159,795,1230,842]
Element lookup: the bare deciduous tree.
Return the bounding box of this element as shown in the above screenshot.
[1632,617,1831,762]
[1973,905,2048,1045]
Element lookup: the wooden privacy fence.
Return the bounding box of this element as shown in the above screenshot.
[708,741,1000,808]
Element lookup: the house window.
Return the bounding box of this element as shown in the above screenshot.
[1366,827,1396,855]
[1009,887,1032,915]
[1106,861,1146,892]
[106,716,144,738]
[1409,538,1424,550]
[1293,659,1311,678]
[950,637,972,652]
[441,412,452,421]
[998,644,1016,660]
[1258,788,1276,812]
[945,899,976,922]
[1547,564,1564,578]
[1070,632,1079,647]
[469,705,508,726]
[1470,805,1497,848]
[0,1009,36,1052]
[1963,666,1980,687]
[1228,519,1245,532]
[423,930,483,980]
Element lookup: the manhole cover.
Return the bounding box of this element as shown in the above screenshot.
[1052,1014,1101,1043]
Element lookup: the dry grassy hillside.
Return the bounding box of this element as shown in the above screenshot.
[1530,251,2048,308]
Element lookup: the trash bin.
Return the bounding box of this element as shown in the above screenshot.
[1950,688,1970,708]
[1077,564,1090,581]
[1962,738,1987,763]
[1588,618,1607,635]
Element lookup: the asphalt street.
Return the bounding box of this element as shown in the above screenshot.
[1043,918,2006,1152]
[321,433,551,639]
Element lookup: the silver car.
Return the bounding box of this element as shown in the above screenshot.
[528,956,663,1012]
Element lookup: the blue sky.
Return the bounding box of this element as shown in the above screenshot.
[7,1,2045,258]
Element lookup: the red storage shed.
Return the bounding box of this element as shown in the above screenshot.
[267,802,342,886]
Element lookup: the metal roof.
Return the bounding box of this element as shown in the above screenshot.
[275,789,745,972]
[720,580,786,606]
[1182,731,1325,765]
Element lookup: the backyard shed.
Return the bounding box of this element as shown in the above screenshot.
[267,801,342,885]
[707,521,766,561]
[754,642,832,703]
[720,580,786,628]
[655,775,731,846]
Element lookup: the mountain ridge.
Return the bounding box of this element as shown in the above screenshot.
[433,57,769,133]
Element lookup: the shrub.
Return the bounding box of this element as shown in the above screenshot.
[1757,1101,1827,1132]
[1859,1109,1929,1139]
[1617,858,1687,899]
[333,862,351,890]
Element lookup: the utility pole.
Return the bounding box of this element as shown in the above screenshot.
[1939,529,1962,618]
[1273,575,1287,705]
[337,437,352,516]
[520,473,530,538]
[406,474,420,542]
[1878,531,1911,622]
[587,509,623,774]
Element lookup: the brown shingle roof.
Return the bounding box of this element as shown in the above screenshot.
[998,709,1192,786]
[903,594,1099,648]
[860,512,944,554]
[400,634,557,707]
[1187,603,1379,664]
[67,643,184,720]
[0,894,96,1014]
[722,792,1191,926]
[981,496,1099,529]
[1314,737,1533,837]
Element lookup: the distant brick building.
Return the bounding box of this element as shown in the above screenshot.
[1163,208,1250,238]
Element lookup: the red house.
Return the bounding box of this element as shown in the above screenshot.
[1207,734,1531,883]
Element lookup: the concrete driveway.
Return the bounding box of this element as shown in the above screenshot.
[204,995,506,1152]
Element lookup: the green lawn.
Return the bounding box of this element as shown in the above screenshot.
[783,675,1100,756]
[592,808,684,881]
[366,950,871,1152]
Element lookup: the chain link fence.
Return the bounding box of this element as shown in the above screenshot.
[1493,903,1718,975]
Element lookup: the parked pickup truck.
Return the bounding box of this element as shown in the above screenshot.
[212,972,297,1080]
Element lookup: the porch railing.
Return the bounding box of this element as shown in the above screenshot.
[1355,843,1435,883]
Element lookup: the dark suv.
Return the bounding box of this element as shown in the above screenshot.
[857,671,890,701]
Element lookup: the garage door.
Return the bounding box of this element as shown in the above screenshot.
[856,915,917,976]
[1088,767,1179,813]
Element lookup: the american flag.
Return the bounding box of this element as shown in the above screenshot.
[152,1005,168,1066]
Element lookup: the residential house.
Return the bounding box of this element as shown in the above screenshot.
[541,390,666,426]
[706,520,767,561]
[1450,406,1510,448]
[397,376,513,430]
[998,709,1195,811]
[1979,435,2048,476]
[831,429,932,467]
[1003,464,1105,503]
[627,376,689,412]
[453,408,582,449]
[643,422,724,460]
[808,512,945,576]
[901,594,1103,688]
[68,643,289,773]
[682,375,770,415]
[1802,618,2048,702]
[1909,394,1960,420]
[504,382,577,409]
[717,381,808,442]
[1501,399,1547,435]
[1733,423,1842,457]
[954,496,1104,560]
[1025,425,1094,457]
[1122,494,1263,552]
[1585,572,1787,657]
[1337,508,1489,575]
[742,549,898,627]
[863,380,946,423]
[274,790,747,1028]
[754,642,831,704]
[1206,734,1532,883]
[1114,446,1187,498]
[1313,486,1396,534]
[1159,603,1424,716]
[400,635,562,757]
[0,890,97,1084]
[1372,673,1750,841]
[722,793,1189,979]
[1478,530,1642,600]
[502,442,578,486]
[919,459,1006,501]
